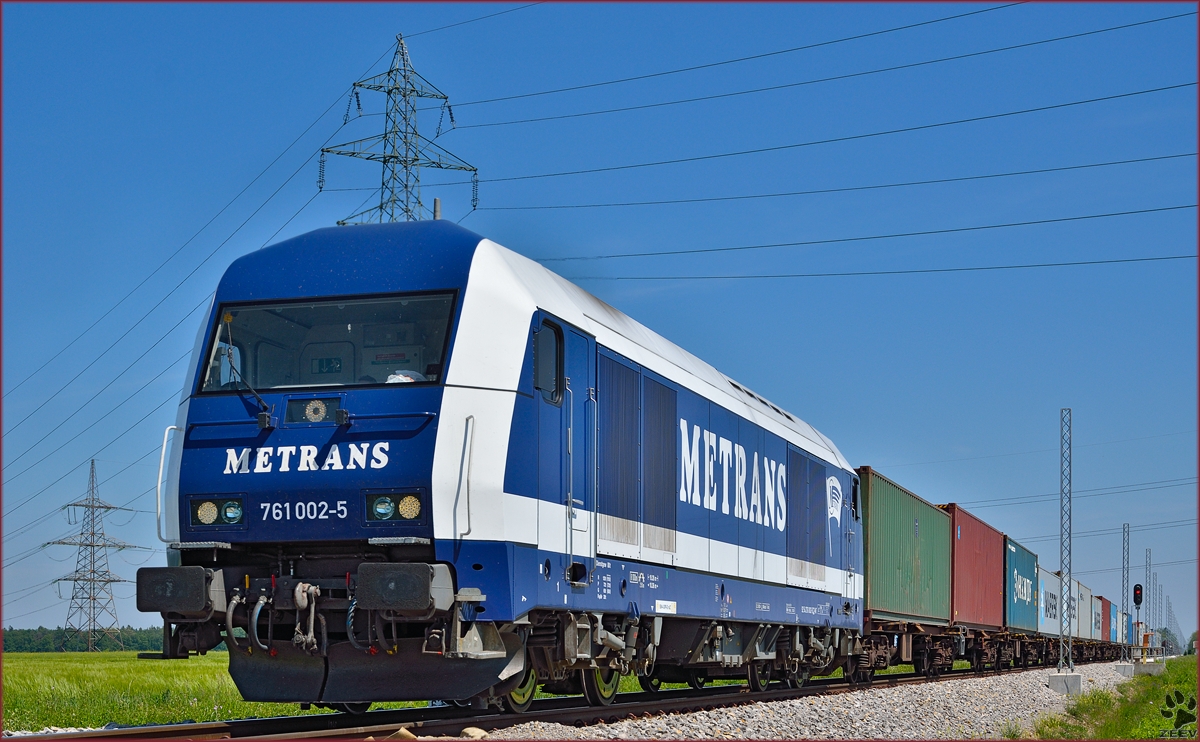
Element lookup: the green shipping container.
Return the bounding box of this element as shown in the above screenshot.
[857,467,951,624]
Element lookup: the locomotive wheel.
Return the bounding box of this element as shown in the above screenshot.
[502,663,538,714]
[581,668,620,706]
[785,669,810,689]
[747,662,772,692]
[638,674,662,693]
[687,670,708,690]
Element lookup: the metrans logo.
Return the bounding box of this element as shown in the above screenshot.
[678,418,787,530]
[223,443,390,474]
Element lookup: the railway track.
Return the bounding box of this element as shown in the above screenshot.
[18,664,1057,741]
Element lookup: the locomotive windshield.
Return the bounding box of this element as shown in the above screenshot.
[200,292,455,392]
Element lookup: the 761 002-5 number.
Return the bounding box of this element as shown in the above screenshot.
[260,500,347,521]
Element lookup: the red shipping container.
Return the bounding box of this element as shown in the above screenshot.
[1100,596,1112,643]
[940,503,1005,630]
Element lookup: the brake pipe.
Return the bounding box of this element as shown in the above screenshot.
[225,594,244,651]
[250,595,270,651]
[346,597,369,652]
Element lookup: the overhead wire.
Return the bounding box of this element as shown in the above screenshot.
[458,11,1196,130]
[3,420,168,520]
[456,82,1197,186]
[544,204,1197,263]
[953,477,1197,510]
[569,256,1197,282]
[1074,558,1196,577]
[3,316,201,475]
[446,3,1025,108]
[404,2,543,39]
[482,153,1196,211]
[1016,519,1198,544]
[877,429,1197,468]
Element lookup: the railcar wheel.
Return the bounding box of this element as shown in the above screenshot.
[502,663,538,713]
[581,668,620,706]
[687,671,708,690]
[638,674,662,693]
[747,662,772,692]
[785,669,810,689]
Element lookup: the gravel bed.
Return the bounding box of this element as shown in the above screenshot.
[491,662,1127,739]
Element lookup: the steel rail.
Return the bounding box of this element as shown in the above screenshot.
[17,662,1088,741]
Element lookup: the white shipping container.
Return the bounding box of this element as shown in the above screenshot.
[1037,567,1062,638]
[1073,581,1092,640]
[1118,611,1128,644]
[1091,596,1103,641]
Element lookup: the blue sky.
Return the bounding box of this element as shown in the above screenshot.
[3,3,1196,638]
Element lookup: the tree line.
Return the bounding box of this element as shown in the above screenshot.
[3,626,229,652]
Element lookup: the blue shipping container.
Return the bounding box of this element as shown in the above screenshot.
[1005,537,1038,632]
[1110,603,1117,642]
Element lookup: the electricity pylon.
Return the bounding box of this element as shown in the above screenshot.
[323,33,477,224]
[48,461,148,651]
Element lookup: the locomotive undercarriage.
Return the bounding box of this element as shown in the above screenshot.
[140,542,868,709]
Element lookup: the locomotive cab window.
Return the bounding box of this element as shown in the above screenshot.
[200,292,455,393]
[533,320,562,404]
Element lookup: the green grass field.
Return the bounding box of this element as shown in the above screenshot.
[1,651,975,732]
[1034,656,1198,739]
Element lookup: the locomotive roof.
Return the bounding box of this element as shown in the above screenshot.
[219,220,851,472]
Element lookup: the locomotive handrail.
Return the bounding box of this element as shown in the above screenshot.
[156,425,182,544]
[456,415,475,538]
[565,380,574,569]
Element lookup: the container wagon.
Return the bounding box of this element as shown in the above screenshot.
[940,503,1005,669]
[855,467,953,677]
[1004,537,1039,667]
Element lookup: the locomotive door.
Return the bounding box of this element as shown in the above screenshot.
[534,314,595,586]
[563,326,596,583]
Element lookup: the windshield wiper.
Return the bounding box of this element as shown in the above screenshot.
[221,314,274,428]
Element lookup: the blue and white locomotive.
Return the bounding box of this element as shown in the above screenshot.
[137,220,864,711]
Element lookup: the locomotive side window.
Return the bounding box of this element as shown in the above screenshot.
[533,320,562,404]
[199,292,455,393]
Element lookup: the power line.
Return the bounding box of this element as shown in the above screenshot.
[1074,558,1196,577]
[568,255,1197,282]
[877,428,1197,468]
[954,477,1196,510]
[3,405,172,520]
[450,82,1197,186]
[1,354,191,486]
[448,3,1025,108]
[482,153,1196,211]
[1016,519,1198,544]
[459,11,1196,130]
[544,204,1196,263]
[405,2,543,39]
[3,324,198,476]
[5,482,156,547]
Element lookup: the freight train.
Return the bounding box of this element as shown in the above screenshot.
[137,220,1131,712]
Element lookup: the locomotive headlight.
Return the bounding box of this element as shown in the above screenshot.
[190,497,243,526]
[372,496,397,520]
[221,500,244,524]
[195,501,218,525]
[397,495,421,519]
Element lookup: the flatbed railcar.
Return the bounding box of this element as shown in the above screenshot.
[137,220,1129,712]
